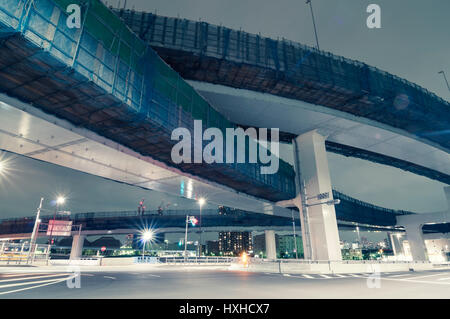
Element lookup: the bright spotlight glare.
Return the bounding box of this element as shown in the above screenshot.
[56,196,66,205]
[142,230,154,242]
[0,162,4,173]
[198,197,206,206]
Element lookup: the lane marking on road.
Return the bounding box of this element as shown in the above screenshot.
[302,274,314,279]
[0,273,49,278]
[0,275,75,295]
[408,273,450,280]
[437,277,450,281]
[320,274,331,279]
[283,274,291,277]
[0,277,72,289]
[388,274,411,278]
[146,274,161,278]
[81,274,94,277]
[349,274,360,277]
[334,274,347,278]
[0,273,68,283]
[103,276,116,280]
[356,273,450,286]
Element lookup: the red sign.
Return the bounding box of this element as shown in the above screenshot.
[46,220,73,236]
[101,246,106,252]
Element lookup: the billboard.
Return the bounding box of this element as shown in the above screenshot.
[46,220,73,237]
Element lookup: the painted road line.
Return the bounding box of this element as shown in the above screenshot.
[103,276,116,280]
[320,274,331,279]
[0,273,50,278]
[302,274,314,279]
[349,274,361,277]
[146,274,161,278]
[409,273,450,280]
[334,274,347,278]
[0,277,72,289]
[283,274,291,277]
[437,277,450,281]
[0,275,75,296]
[388,274,411,278]
[356,273,450,286]
[0,273,68,283]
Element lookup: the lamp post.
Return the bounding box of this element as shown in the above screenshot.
[291,210,299,259]
[184,215,189,260]
[48,196,65,248]
[27,197,44,264]
[197,198,205,257]
[141,230,154,261]
[438,71,450,92]
[306,0,320,50]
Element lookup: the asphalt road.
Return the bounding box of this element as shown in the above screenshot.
[0,266,450,298]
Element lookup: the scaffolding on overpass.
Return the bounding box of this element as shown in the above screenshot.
[113,8,450,153]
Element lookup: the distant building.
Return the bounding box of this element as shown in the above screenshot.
[253,233,302,258]
[206,240,220,255]
[218,232,253,256]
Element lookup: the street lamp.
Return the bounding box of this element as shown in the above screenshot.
[48,195,66,247]
[141,229,154,260]
[56,196,65,205]
[306,0,320,50]
[197,197,206,257]
[438,71,450,92]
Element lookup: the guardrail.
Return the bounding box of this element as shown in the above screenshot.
[133,256,238,264]
[250,258,431,264]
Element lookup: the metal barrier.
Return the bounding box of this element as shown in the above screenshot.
[158,256,237,265]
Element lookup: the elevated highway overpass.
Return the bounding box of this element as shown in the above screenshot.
[0,190,419,240]
[114,8,449,183]
[0,1,448,261]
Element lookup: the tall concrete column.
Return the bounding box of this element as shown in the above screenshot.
[404,224,427,261]
[265,230,277,260]
[293,130,342,261]
[388,232,404,256]
[70,234,85,260]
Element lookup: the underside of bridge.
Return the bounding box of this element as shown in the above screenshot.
[0,1,448,262]
[113,8,450,185]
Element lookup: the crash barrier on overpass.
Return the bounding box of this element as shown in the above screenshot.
[240,258,440,274]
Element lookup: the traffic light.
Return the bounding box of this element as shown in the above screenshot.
[189,216,198,226]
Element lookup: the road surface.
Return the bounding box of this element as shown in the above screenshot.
[0,266,449,298]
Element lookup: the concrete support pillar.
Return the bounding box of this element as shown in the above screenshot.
[293,130,342,261]
[444,186,450,211]
[404,224,427,261]
[265,230,277,260]
[70,235,85,260]
[388,233,404,256]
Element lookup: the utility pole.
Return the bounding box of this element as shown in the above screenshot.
[27,197,43,264]
[184,215,189,260]
[291,210,299,259]
[306,0,320,50]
